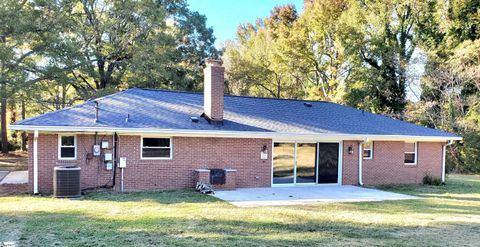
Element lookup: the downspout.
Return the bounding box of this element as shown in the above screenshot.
[358,140,365,186]
[112,132,118,189]
[442,140,454,184]
[33,130,39,194]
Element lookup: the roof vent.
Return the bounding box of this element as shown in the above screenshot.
[94,101,99,123]
[304,102,313,107]
[125,113,130,123]
[190,116,199,123]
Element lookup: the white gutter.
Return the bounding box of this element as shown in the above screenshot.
[9,125,462,142]
[442,140,454,183]
[358,140,365,186]
[33,130,39,194]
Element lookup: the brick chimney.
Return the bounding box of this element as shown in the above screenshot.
[203,58,224,123]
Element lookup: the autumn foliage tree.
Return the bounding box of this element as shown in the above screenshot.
[0,0,218,153]
[224,0,480,172]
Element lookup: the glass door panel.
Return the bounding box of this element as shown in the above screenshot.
[273,143,295,184]
[295,143,317,183]
[317,143,339,184]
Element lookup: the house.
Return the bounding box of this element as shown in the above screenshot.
[10,59,461,194]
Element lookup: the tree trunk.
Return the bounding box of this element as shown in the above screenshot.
[21,100,26,151]
[9,100,17,141]
[1,98,8,154]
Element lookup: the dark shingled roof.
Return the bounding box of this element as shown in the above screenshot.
[13,88,458,138]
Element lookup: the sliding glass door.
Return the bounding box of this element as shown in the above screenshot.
[272,143,295,184]
[273,142,317,185]
[273,142,340,185]
[296,143,316,183]
[317,143,339,184]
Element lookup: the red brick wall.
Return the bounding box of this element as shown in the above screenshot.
[28,133,444,193]
[116,136,271,191]
[28,134,115,194]
[342,141,359,185]
[342,141,444,185]
[30,134,272,193]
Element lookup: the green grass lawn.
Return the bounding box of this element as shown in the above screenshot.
[1,174,479,247]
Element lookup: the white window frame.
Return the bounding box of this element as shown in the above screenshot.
[58,134,77,160]
[404,142,417,165]
[362,141,373,160]
[140,136,173,160]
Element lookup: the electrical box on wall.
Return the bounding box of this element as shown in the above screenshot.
[105,162,113,170]
[101,140,109,149]
[119,157,127,168]
[261,151,268,160]
[93,145,101,156]
[104,153,112,161]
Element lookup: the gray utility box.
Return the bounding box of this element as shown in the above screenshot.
[53,166,81,198]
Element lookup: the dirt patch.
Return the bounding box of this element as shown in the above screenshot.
[0,151,27,171]
[0,184,29,196]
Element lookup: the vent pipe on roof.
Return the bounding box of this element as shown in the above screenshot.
[94,101,99,123]
[203,58,224,125]
[190,116,199,123]
[125,114,130,123]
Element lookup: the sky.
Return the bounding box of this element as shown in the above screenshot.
[187,0,304,48]
[186,0,421,102]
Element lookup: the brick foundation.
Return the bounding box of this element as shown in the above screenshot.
[0,183,30,196]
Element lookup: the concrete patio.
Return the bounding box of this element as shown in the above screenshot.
[0,171,28,185]
[212,185,419,207]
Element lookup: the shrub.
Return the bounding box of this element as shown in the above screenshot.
[423,174,442,186]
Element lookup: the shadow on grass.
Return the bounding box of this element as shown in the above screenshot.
[377,175,480,198]
[2,175,480,246]
[82,189,222,205]
[428,195,480,202]
[6,210,479,246]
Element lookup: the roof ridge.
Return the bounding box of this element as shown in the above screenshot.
[134,87,330,103]
[134,87,203,95]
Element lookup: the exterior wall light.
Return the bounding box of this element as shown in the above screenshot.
[348,145,354,154]
[261,145,268,160]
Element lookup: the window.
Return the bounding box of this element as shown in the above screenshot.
[404,142,417,165]
[141,137,172,159]
[362,141,373,159]
[59,135,76,160]
[272,142,318,185]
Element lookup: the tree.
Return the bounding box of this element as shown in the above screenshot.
[287,0,349,102]
[0,0,52,153]
[45,0,218,100]
[340,0,433,116]
[0,0,218,153]
[411,0,480,172]
[225,0,431,111]
[224,5,302,99]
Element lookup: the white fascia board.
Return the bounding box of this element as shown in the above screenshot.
[9,125,462,142]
